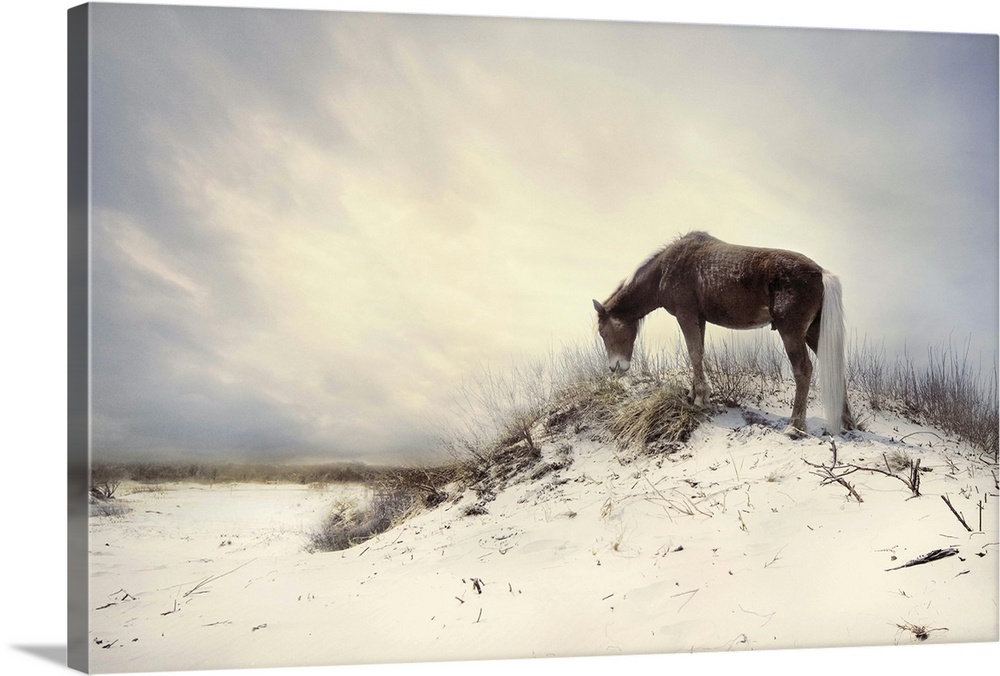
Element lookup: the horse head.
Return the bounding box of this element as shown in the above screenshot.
[593,299,639,374]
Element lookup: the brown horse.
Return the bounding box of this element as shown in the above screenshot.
[593,231,855,437]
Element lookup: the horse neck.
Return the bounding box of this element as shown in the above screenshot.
[609,262,663,320]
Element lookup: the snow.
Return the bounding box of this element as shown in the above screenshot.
[87,403,998,674]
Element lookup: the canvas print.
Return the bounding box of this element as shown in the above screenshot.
[69,3,999,673]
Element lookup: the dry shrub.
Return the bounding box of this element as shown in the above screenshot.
[849,338,998,459]
[704,335,787,407]
[847,336,892,412]
[447,357,553,463]
[704,345,756,407]
[89,497,132,518]
[898,346,998,459]
[307,487,416,553]
[90,465,125,500]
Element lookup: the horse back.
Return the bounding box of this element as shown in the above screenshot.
[663,234,823,330]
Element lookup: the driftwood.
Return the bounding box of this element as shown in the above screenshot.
[885,547,959,572]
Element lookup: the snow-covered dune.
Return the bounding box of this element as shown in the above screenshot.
[88,404,998,673]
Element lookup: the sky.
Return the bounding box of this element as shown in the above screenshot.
[86,2,998,464]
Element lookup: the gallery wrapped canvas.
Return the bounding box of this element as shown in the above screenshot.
[68,2,998,674]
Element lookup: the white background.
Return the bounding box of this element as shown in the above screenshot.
[2,1,997,675]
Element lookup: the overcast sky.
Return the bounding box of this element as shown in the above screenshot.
[87,4,998,464]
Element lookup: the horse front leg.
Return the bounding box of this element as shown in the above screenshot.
[678,315,710,407]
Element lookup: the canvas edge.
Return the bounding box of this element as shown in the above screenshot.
[68,3,91,673]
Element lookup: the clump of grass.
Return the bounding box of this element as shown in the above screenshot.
[461,503,489,517]
[884,449,913,473]
[307,486,416,553]
[606,381,707,453]
[548,372,628,433]
[466,439,542,493]
[764,462,795,483]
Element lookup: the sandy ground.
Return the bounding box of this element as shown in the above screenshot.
[88,404,998,674]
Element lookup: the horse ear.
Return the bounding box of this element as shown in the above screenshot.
[592,299,608,318]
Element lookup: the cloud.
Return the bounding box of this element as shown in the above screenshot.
[88,7,998,463]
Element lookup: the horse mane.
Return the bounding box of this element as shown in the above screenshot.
[601,280,625,307]
[606,232,713,314]
[602,232,716,314]
[622,247,666,289]
[677,230,713,242]
[601,247,666,318]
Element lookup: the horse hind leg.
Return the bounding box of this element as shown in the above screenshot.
[806,319,856,433]
[780,331,813,438]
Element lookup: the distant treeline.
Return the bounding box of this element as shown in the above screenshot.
[90,460,463,488]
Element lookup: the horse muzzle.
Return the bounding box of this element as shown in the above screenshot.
[608,358,631,374]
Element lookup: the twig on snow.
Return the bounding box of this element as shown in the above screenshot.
[183,559,256,598]
[763,545,787,569]
[898,431,944,444]
[803,459,863,503]
[739,604,776,626]
[941,495,973,532]
[671,588,699,611]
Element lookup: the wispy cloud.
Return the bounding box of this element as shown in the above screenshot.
[89,6,998,462]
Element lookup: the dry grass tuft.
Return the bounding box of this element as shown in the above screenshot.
[606,381,707,453]
[883,449,913,473]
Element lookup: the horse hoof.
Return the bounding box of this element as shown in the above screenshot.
[782,425,806,439]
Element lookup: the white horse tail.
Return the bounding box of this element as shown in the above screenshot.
[819,271,847,435]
